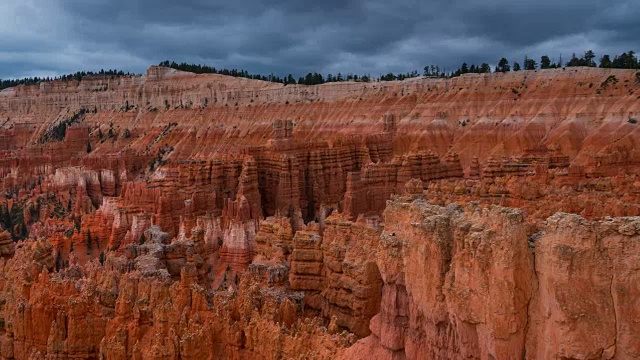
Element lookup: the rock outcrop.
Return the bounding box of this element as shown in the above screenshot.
[345,197,640,359]
[0,231,14,258]
[0,66,639,359]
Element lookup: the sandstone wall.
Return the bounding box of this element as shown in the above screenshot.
[344,197,640,360]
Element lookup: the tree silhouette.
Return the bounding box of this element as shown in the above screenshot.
[513,62,521,71]
[540,55,551,69]
[599,55,612,68]
[497,58,510,72]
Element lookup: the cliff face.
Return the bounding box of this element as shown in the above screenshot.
[344,198,640,360]
[2,198,638,359]
[0,66,639,359]
[355,199,535,359]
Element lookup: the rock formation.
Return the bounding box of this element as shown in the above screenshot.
[345,198,640,359]
[0,66,639,359]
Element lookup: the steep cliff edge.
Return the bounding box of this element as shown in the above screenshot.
[344,197,640,359]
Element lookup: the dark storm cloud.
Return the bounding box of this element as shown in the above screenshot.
[0,0,637,79]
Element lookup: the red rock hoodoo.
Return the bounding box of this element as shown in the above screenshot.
[0,66,639,359]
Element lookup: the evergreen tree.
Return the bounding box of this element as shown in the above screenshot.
[612,51,638,69]
[540,55,551,69]
[513,61,521,71]
[497,58,510,72]
[599,55,612,68]
[55,251,64,271]
[86,229,92,254]
[584,50,596,67]
[524,58,537,70]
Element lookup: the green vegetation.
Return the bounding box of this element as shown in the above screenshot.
[38,109,86,143]
[524,57,537,70]
[86,229,92,254]
[540,55,551,69]
[598,51,638,69]
[0,202,28,241]
[3,50,637,95]
[137,50,640,87]
[0,69,136,91]
[496,58,510,73]
[600,75,619,89]
[149,145,173,171]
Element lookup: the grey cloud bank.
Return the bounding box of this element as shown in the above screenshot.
[0,0,638,79]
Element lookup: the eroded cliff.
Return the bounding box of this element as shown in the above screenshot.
[0,66,638,359]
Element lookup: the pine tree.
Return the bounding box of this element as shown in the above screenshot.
[584,50,596,67]
[86,230,92,254]
[55,251,63,271]
[524,58,537,70]
[540,55,551,69]
[497,58,510,72]
[599,55,612,68]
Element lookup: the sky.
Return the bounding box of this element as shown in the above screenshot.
[0,0,638,79]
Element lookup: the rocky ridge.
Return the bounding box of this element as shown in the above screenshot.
[0,66,638,359]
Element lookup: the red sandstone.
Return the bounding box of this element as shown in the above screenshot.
[0,66,638,359]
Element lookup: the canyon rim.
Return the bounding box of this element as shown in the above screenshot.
[0,60,639,360]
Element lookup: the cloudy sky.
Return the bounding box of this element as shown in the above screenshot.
[1,0,638,79]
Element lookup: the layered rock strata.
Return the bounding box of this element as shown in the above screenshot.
[0,66,638,359]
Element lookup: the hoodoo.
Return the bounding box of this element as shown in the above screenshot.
[0,65,639,359]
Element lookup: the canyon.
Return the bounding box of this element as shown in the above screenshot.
[0,66,639,359]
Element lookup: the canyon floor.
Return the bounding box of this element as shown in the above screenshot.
[0,66,639,359]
